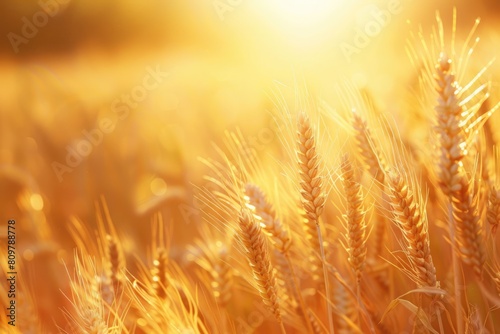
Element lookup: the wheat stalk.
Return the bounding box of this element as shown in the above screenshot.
[296,111,334,334]
[433,51,468,334]
[300,207,323,282]
[351,112,389,279]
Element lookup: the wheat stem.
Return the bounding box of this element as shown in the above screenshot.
[447,203,464,334]
[285,254,315,334]
[316,223,334,334]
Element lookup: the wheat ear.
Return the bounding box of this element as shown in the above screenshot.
[434,53,486,276]
[352,112,388,267]
[67,254,109,334]
[238,208,284,329]
[152,248,169,299]
[333,278,358,334]
[297,112,326,223]
[244,183,314,333]
[387,171,438,289]
[106,234,124,295]
[296,112,326,243]
[352,111,386,185]
[296,112,334,334]
[451,175,486,277]
[434,53,467,196]
[211,247,233,307]
[487,186,500,234]
[340,154,367,283]
[244,183,292,253]
[434,52,467,333]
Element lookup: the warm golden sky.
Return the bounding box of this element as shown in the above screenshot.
[2,0,500,102]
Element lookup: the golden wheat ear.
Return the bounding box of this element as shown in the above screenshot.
[151,248,169,299]
[296,111,336,334]
[351,111,386,186]
[434,52,468,197]
[96,203,126,302]
[244,182,318,332]
[451,175,486,278]
[487,186,500,235]
[340,153,367,284]
[432,52,486,278]
[244,183,292,253]
[295,111,324,283]
[237,208,285,328]
[386,170,438,290]
[296,112,326,224]
[187,222,234,309]
[62,252,113,334]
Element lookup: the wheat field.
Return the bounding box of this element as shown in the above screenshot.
[3,1,500,333]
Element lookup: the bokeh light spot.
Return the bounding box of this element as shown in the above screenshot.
[30,193,44,211]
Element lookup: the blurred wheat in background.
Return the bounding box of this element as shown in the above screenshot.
[3,0,500,333]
